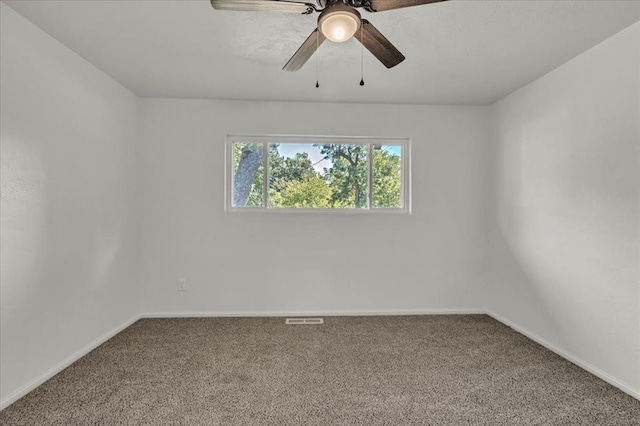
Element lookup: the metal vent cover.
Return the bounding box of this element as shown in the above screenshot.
[285,318,324,325]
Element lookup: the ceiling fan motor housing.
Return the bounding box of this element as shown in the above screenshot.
[318,2,362,43]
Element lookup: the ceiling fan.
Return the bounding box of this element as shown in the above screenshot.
[210,0,447,71]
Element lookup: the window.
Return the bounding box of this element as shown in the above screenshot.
[226,135,410,212]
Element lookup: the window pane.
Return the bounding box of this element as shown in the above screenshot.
[268,143,330,208]
[232,142,264,207]
[373,145,402,209]
[268,143,368,209]
[323,144,368,208]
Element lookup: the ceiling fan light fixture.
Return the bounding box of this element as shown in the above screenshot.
[318,4,361,43]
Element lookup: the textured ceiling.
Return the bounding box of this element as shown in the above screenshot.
[4,0,640,105]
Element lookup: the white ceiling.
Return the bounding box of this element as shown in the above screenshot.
[5,0,640,105]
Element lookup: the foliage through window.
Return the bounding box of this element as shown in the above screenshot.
[228,136,409,212]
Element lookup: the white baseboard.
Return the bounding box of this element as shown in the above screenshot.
[141,308,486,318]
[486,311,640,401]
[0,315,141,411]
[3,310,637,410]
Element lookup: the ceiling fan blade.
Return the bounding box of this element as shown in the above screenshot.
[210,0,315,14]
[367,0,447,12]
[283,28,326,71]
[354,20,405,69]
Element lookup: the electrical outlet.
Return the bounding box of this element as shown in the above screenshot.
[177,278,187,292]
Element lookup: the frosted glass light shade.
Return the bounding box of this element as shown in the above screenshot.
[318,5,361,43]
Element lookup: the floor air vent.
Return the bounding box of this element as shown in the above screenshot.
[285,318,324,325]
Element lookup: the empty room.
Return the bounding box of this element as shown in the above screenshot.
[0,0,639,424]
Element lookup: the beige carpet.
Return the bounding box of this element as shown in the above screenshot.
[1,315,638,425]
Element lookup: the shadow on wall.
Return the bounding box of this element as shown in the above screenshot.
[489,104,577,346]
[0,129,129,401]
[489,97,639,390]
[1,134,49,318]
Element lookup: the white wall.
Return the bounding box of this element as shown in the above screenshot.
[0,4,140,406]
[139,99,490,315]
[488,22,639,395]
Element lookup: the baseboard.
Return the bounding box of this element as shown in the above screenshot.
[486,311,640,401]
[0,314,141,411]
[4,310,637,410]
[141,308,486,318]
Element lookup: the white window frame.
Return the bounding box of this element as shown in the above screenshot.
[225,134,411,214]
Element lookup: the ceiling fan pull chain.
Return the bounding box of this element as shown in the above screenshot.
[360,23,365,86]
[316,30,320,88]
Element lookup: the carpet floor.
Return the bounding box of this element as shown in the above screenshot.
[1,315,638,425]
